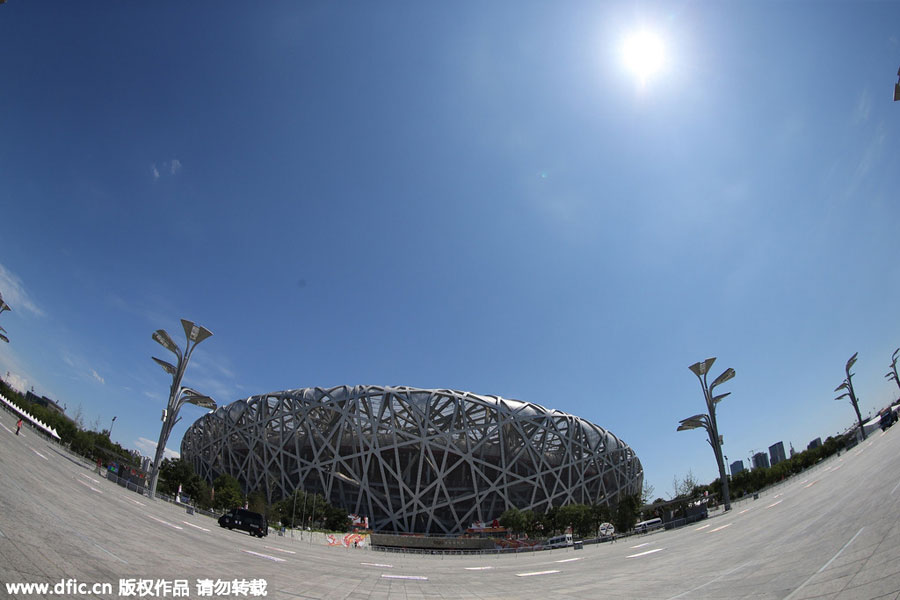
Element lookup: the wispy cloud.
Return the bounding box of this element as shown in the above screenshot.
[61,349,108,387]
[151,159,182,180]
[0,262,44,317]
[134,436,179,460]
[853,87,871,125]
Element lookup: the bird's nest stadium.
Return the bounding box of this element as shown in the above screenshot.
[181,385,642,535]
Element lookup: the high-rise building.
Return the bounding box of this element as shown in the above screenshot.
[769,441,786,466]
[730,460,745,476]
[752,452,770,470]
[807,437,822,450]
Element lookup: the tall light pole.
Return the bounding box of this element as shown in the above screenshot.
[148,319,217,499]
[835,352,866,441]
[885,348,900,399]
[109,416,117,439]
[0,294,11,344]
[678,357,735,512]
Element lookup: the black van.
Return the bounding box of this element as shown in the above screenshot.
[218,509,269,537]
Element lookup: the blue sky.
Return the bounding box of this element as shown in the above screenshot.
[1,1,898,501]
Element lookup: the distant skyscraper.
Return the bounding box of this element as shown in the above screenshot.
[752,452,770,470]
[730,460,745,476]
[769,441,786,466]
[807,437,822,450]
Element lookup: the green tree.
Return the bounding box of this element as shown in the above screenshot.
[613,494,640,533]
[499,508,525,534]
[212,474,244,510]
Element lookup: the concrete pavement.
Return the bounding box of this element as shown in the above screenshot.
[1,408,898,599]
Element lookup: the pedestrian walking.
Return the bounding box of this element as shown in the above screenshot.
[16,418,23,435]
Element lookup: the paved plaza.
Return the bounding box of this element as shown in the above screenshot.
[1,408,898,599]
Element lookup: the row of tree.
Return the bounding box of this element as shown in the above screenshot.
[1,378,143,472]
[499,494,640,538]
[157,458,351,530]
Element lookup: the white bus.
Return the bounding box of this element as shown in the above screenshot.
[633,518,663,534]
[546,533,574,548]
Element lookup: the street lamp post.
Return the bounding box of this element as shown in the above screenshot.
[678,357,735,512]
[835,352,866,442]
[885,348,900,399]
[148,319,217,499]
[0,294,11,344]
[109,416,117,439]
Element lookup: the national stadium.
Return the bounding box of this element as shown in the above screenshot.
[181,385,642,534]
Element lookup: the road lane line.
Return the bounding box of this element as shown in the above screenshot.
[242,550,286,563]
[382,574,428,580]
[738,508,752,515]
[94,543,128,564]
[695,524,711,531]
[0,422,12,433]
[76,479,103,494]
[766,500,783,509]
[182,521,210,532]
[147,515,183,530]
[361,562,393,568]
[264,546,296,554]
[666,562,751,599]
[784,527,864,600]
[516,570,561,577]
[709,523,732,533]
[890,479,900,495]
[79,473,102,484]
[555,557,584,563]
[465,566,494,570]
[31,448,48,460]
[630,542,650,548]
[627,548,665,558]
[804,480,819,488]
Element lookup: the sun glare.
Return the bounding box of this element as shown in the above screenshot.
[622,31,665,82]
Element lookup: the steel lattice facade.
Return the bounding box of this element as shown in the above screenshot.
[181,385,642,534]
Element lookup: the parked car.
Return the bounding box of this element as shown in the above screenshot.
[218,509,269,537]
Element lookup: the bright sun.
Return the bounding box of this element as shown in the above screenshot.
[622,31,665,82]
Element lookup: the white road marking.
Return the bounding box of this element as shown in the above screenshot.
[0,526,5,538]
[516,570,561,577]
[555,557,584,563]
[264,546,296,554]
[465,566,494,570]
[31,448,48,460]
[94,543,128,564]
[361,562,393,568]
[125,496,146,506]
[773,493,783,499]
[784,527,864,600]
[182,521,210,532]
[0,422,12,433]
[630,542,650,548]
[766,500,783,509]
[804,480,819,488]
[627,548,665,558]
[381,575,428,580]
[242,550,286,563]
[76,479,103,494]
[709,523,732,533]
[831,465,842,472]
[79,473,102,484]
[891,479,900,495]
[147,515,183,530]
[738,508,752,515]
[695,524,711,531]
[666,562,751,599]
